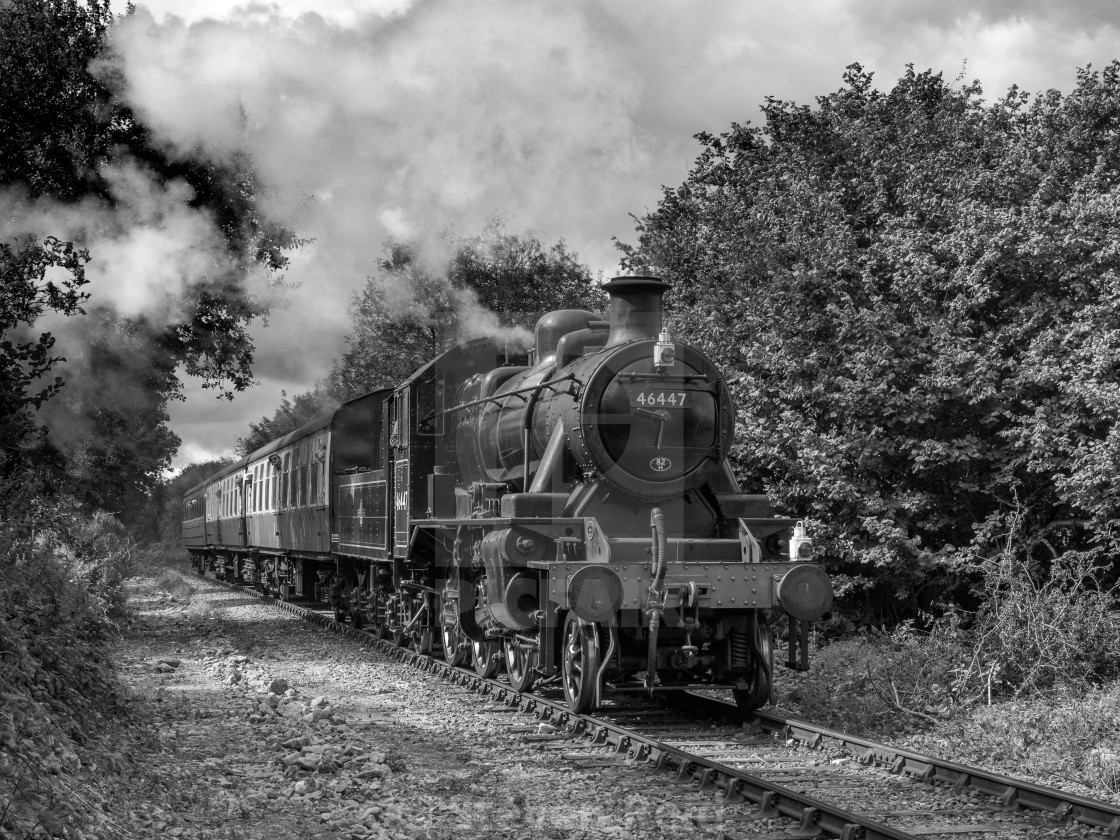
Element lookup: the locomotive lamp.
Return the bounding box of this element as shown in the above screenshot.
[653,330,676,370]
[790,520,814,560]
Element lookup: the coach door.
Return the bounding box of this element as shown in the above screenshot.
[392,390,409,558]
[240,474,251,544]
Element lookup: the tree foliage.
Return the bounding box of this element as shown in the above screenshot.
[0,0,296,393]
[235,389,338,458]
[327,221,603,401]
[152,457,232,543]
[0,237,89,447]
[238,222,602,456]
[620,62,1120,622]
[0,0,302,523]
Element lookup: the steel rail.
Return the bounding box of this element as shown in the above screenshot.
[734,704,1120,836]
[206,575,1120,838]
[215,579,913,839]
[678,688,1120,835]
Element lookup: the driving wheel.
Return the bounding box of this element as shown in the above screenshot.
[503,637,538,693]
[471,638,499,678]
[440,599,469,666]
[561,612,599,714]
[731,617,774,713]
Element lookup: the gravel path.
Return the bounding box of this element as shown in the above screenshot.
[105,561,780,840]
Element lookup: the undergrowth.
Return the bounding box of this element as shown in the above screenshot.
[774,546,1120,798]
[0,474,155,839]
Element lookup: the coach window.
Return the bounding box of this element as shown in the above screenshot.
[390,392,404,451]
[279,453,289,510]
[296,456,303,508]
[292,450,300,509]
[292,447,300,508]
[294,446,304,508]
[311,451,321,505]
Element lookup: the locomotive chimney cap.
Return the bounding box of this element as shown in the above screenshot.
[603,275,669,292]
[602,276,669,347]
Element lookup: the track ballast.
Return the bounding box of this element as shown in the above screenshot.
[200,569,1118,840]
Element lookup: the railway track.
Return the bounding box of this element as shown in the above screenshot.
[200,571,1119,840]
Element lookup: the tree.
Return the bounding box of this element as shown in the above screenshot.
[0,238,89,445]
[0,0,303,527]
[238,223,602,459]
[620,63,1120,622]
[327,222,603,402]
[153,457,232,543]
[0,0,298,395]
[235,388,339,457]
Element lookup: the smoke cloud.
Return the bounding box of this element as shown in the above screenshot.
[1,160,251,325]
[110,3,653,272]
[107,0,661,467]
[89,0,1120,468]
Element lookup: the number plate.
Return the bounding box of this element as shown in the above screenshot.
[631,389,689,408]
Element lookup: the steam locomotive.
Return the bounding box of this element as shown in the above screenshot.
[182,277,833,713]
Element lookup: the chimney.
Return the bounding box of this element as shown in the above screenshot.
[603,276,668,347]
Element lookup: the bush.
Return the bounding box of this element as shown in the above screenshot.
[774,619,970,737]
[963,550,1120,698]
[776,542,1120,747]
[0,473,146,839]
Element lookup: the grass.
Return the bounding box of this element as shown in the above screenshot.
[157,566,197,605]
[772,625,1120,803]
[770,540,1120,802]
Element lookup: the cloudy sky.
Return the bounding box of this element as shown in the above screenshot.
[95,0,1120,470]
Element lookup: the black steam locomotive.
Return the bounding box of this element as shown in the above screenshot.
[183,277,832,713]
